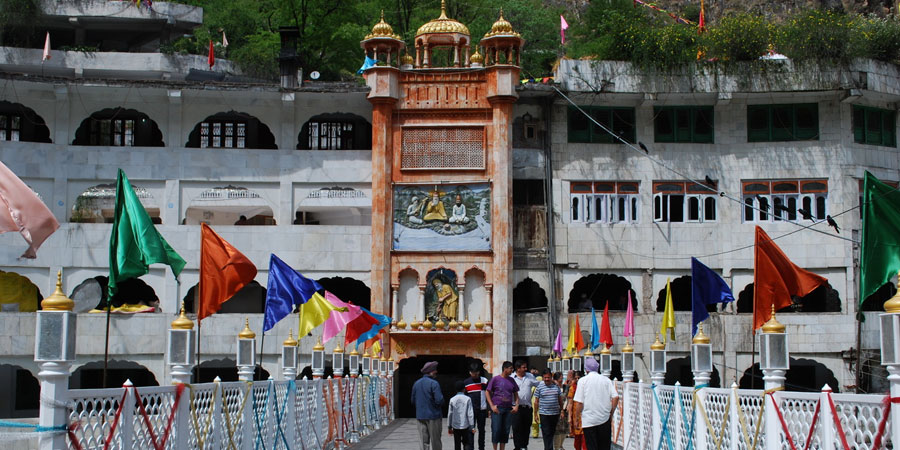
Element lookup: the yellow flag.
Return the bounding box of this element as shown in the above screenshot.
[371,339,382,357]
[566,317,576,354]
[298,292,346,337]
[660,278,676,343]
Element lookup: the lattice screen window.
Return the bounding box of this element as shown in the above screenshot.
[401,127,485,169]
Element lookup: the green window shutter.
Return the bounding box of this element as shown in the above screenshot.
[693,107,714,143]
[884,111,896,147]
[747,105,770,142]
[568,106,590,143]
[866,109,882,145]
[852,106,865,144]
[654,107,675,143]
[793,104,818,140]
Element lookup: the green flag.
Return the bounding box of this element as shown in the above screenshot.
[860,171,900,307]
[108,169,185,298]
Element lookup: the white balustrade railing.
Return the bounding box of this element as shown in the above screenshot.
[610,382,894,450]
[63,376,392,450]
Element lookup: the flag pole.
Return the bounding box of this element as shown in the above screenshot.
[196,313,202,383]
[103,291,112,387]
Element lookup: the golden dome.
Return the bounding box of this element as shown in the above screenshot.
[469,50,483,64]
[283,330,298,347]
[622,340,634,353]
[401,53,414,65]
[435,319,446,330]
[474,317,485,330]
[349,348,359,356]
[650,335,665,351]
[449,319,459,329]
[238,318,256,339]
[363,348,371,358]
[584,348,593,357]
[171,304,194,330]
[410,316,422,329]
[41,271,74,312]
[562,351,570,360]
[484,8,520,39]
[600,344,611,355]
[461,317,471,329]
[365,10,403,40]
[397,317,407,329]
[761,305,786,334]
[313,337,325,351]
[334,343,344,353]
[692,323,711,344]
[885,270,900,313]
[416,0,470,37]
[423,318,434,329]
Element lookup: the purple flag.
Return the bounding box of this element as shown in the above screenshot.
[552,327,563,355]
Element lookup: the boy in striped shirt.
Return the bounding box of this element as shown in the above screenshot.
[534,368,564,450]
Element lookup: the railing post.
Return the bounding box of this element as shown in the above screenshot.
[622,382,632,450]
[212,378,224,448]
[335,378,344,450]
[818,385,835,449]
[888,365,900,448]
[674,383,684,450]
[762,370,785,450]
[285,380,297,449]
[694,385,708,450]
[120,380,135,449]
[241,382,254,450]
[729,383,740,450]
[173,382,190,449]
[651,384,662,450]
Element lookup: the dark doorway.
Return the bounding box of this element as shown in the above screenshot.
[663,356,721,388]
[0,365,39,418]
[396,355,484,418]
[735,283,841,313]
[568,273,637,312]
[738,358,840,392]
[70,360,159,389]
[192,358,270,382]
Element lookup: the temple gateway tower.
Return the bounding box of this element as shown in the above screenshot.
[362,3,523,384]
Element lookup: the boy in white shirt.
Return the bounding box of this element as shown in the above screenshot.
[448,380,476,450]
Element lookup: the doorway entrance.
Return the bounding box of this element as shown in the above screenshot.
[396,355,485,418]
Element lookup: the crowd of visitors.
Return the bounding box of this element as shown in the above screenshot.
[411,358,618,450]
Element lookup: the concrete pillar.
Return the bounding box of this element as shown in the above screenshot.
[458,284,466,323]
[762,368,785,450]
[819,385,835,448]
[390,286,398,330]
[889,366,900,448]
[418,285,426,327]
[37,361,71,450]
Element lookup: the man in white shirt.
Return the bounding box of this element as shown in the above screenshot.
[511,360,541,450]
[573,357,619,450]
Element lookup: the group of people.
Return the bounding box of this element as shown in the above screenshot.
[411,358,619,450]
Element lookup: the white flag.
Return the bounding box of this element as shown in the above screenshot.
[42,32,51,61]
[222,31,228,48]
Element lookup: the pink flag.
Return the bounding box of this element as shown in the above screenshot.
[42,32,51,61]
[560,15,569,44]
[321,291,364,343]
[552,327,563,355]
[0,161,59,258]
[624,291,635,339]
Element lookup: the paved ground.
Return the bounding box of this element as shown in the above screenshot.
[353,418,570,450]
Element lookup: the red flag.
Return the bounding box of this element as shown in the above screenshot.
[698,0,706,34]
[599,302,613,347]
[344,309,379,346]
[207,40,214,68]
[753,226,827,330]
[198,224,257,321]
[573,317,585,351]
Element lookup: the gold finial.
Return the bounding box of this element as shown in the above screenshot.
[334,343,344,353]
[585,348,593,357]
[313,337,325,351]
[423,318,434,329]
[363,348,371,358]
[440,0,447,18]
[349,347,359,356]
[692,323,711,344]
[238,318,256,339]
[41,270,75,311]
[397,316,407,329]
[461,316,471,329]
[650,335,665,351]
[622,339,634,353]
[474,316,485,330]
[600,344,611,355]
[415,0,470,37]
[469,49,483,64]
[171,303,194,330]
[365,9,403,40]
[761,304,786,334]
[283,329,298,347]
[885,270,900,313]
[410,315,421,329]
[484,7,520,38]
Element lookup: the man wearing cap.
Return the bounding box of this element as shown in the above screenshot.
[573,358,618,450]
[413,361,444,450]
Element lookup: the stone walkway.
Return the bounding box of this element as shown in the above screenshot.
[354,418,573,450]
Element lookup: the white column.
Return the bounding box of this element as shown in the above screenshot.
[37,361,71,450]
[818,385,835,448]
[485,285,493,330]
[729,382,740,450]
[762,369,785,450]
[173,380,191,449]
[238,364,254,382]
[694,386,709,450]
[417,285,426,327]
[170,364,192,385]
[651,384,662,450]
[458,285,466,323]
[622,381,632,450]
[673,382,684,450]
[120,381,135,449]
[391,286,399,330]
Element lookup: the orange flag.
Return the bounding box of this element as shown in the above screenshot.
[753,226,826,330]
[573,317,585,351]
[198,223,257,321]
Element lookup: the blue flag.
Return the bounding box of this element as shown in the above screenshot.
[264,254,323,332]
[355,306,391,346]
[590,307,600,351]
[357,56,377,74]
[691,257,735,336]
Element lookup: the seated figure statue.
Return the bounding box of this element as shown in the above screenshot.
[448,194,469,224]
[422,191,448,222]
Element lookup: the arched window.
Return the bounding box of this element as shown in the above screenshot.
[513,278,548,311]
[567,273,637,313]
[739,358,839,392]
[298,113,371,150]
[0,101,51,143]
[655,276,711,312]
[735,282,841,313]
[186,111,277,149]
[72,108,164,146]
[71,183,160,224]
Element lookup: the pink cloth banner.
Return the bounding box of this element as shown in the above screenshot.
[0,161,59,258]
[321,291,364,343]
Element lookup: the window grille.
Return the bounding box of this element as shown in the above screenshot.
[401,127,484,169]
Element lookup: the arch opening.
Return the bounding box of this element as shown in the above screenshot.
[184,185,275,226]
[0,270,42,312]
[395,355,484,418]
[72,107,163,147]
[317,277,371,311]
[735,282,841,313]
[298,112,371,150]
[186,111,277,149]
[0,101,51,143]
[655,276,718,312]
[70,360,159,389]
[183,280,266,315]
[663,356,721,388]
[71,183,160,224]
[568,273,637,313]
[0,364,39,418]
[513,277,547,312]
[738,358,840,392]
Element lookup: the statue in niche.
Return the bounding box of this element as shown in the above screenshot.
[425,270,459,322]
[422,190,448,222]
[406,196,424,224]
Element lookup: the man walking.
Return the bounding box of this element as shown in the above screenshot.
[511,360,540,450]
[412,361,444,450]
[534,369,564,450]
[463,362,489,450]
[485,361,519,450]
[573,358,619,450]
